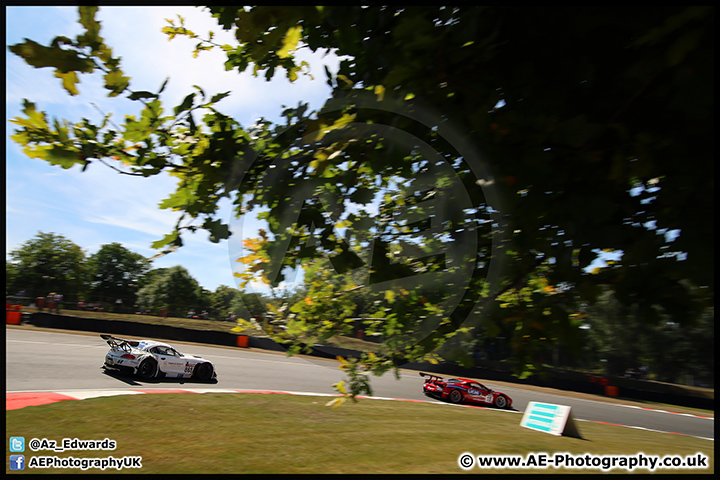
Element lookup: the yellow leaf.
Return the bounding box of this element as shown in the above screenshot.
[314,113,356,142]
[337,74,354,86]
[326,397,345,408]
[242,237,264,250]
[426,353,441,365]
[54,71,80,96]
[237,254,260,264]
[266,303,278,314]
[287,67,298,82]
[313,150,328,164]
[305,297,313,306]
[277,25,302,59]
[374,85,385,101]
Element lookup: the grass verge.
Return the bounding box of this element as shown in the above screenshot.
[5,393,714,474]
[25,307,245,334]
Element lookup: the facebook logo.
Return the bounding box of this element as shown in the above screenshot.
[9,436,25,452]
[9,454,25,470]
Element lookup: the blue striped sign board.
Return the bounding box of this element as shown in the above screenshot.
[520,401,582,438]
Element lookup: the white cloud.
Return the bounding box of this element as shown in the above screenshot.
[91,6,337,126]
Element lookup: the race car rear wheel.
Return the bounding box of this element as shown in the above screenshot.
[448,389,464,404]
[137,359,157,380]
[494,395,508,409]
[193,362,213,381]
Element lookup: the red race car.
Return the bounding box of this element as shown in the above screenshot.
[420,372,512,409]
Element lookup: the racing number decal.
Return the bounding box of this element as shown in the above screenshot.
[184,363,193,374]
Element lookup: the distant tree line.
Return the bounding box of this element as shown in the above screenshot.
[5,231,271,320]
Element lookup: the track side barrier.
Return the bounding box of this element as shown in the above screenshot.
[6,304,22,325]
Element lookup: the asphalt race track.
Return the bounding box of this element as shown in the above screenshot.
[6,327,714,441]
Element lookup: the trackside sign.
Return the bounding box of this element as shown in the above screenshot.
[520,402,582,438]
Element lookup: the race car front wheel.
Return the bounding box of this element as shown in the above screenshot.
[137,359,157,380]
[494,395,508,409]
[193,362,214,381]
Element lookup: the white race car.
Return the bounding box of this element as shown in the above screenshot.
[101,334,216,381]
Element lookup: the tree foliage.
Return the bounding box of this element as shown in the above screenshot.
[583,287,714,386]
[6,232,88,299]
[208,285,242,320]
[6,231,245,322]
[135,266,202,317]
[9,6,713,392]
[86,242,150,311]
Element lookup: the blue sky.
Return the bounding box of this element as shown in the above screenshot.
[6,6,340,293]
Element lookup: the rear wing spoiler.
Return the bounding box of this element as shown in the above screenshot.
[419,372,444,382]
[100,334,139,350]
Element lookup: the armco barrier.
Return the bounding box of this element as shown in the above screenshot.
[17,312,713,410]
[247,336,287,352]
